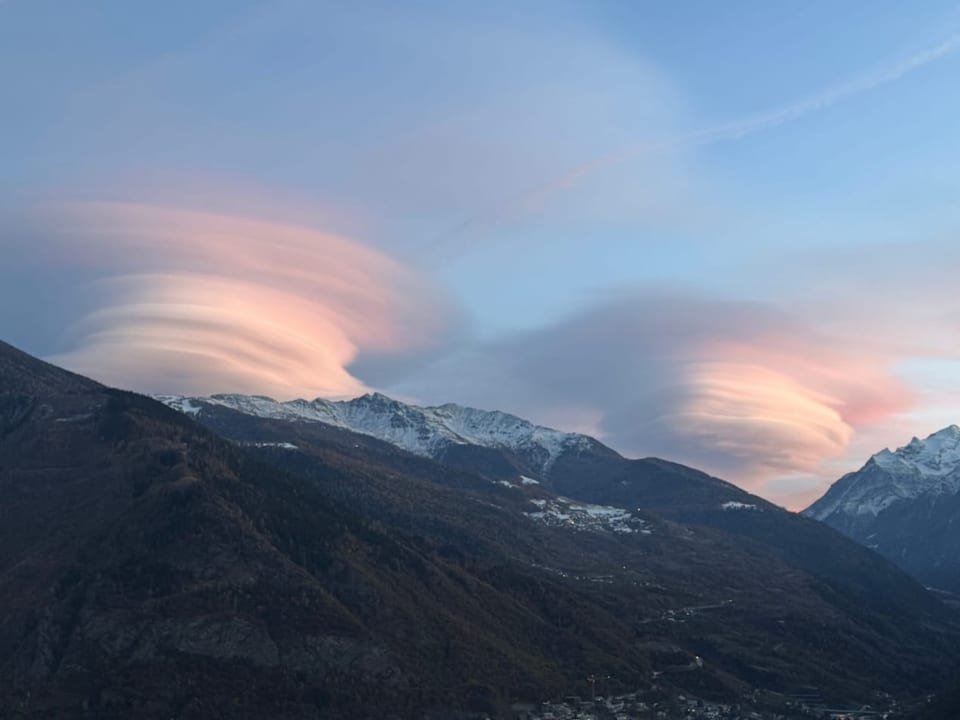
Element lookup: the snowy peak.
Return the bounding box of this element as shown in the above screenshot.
[873,424,960,476]
[806,425,960,522]
[158,392,601,476]
[804,424,960,594]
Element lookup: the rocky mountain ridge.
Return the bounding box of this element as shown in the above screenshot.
[805,425,960,594]
[807,425,960,523]
[157,392,603,477]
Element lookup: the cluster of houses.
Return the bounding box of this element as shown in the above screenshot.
[511,693,777,720]
[506,689,898,720]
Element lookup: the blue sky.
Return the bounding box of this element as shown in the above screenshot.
[3,0,960,506]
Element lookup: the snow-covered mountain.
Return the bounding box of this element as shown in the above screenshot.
[158,390,764,517]
[157,392,599,477]
[158,384,960,634]
[806,425,960,524]
[805,425,960,592]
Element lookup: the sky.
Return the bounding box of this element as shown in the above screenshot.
[3,0,960,508]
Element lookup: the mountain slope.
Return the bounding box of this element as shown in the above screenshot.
[161,394,960,704]
[159,393,763,513]
[6,348,959,717]
[917,674,960,719]
[806,426,960,593]
[0,341,707,717]
[167,392,952,619]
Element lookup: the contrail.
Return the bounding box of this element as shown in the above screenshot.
[694,31,960,143]
[415,31,960,260]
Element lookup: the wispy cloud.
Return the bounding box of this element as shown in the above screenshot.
[422,30,960,254]
[697,32,960,142]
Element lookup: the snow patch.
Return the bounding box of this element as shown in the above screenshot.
[54,413,93,423]
[720,501,758,511]
[180,398,202,416]
[526,498,652,535]
[155,395,202,416]
[243,441,298,450]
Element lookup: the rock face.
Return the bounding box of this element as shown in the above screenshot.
[805,426,960,593]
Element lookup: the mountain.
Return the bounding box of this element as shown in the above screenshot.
[160,393,760,512]
[158,392,607,479]
[805,425,960,593]
[0,340,736,718]
[165,393,952,612]
[157,392,960,703]
[4,345,960,718]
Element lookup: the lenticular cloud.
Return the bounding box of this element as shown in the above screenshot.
[26,202,447,399]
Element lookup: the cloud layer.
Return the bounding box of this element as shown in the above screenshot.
[380,291,917,503]
[16,202,450,398]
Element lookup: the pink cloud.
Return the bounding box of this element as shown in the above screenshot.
[667,361,855,478]
[385,292,923,507]
[30,202,450,398]
[681,334,915,479]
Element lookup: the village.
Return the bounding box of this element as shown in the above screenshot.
[507,686,901,720]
